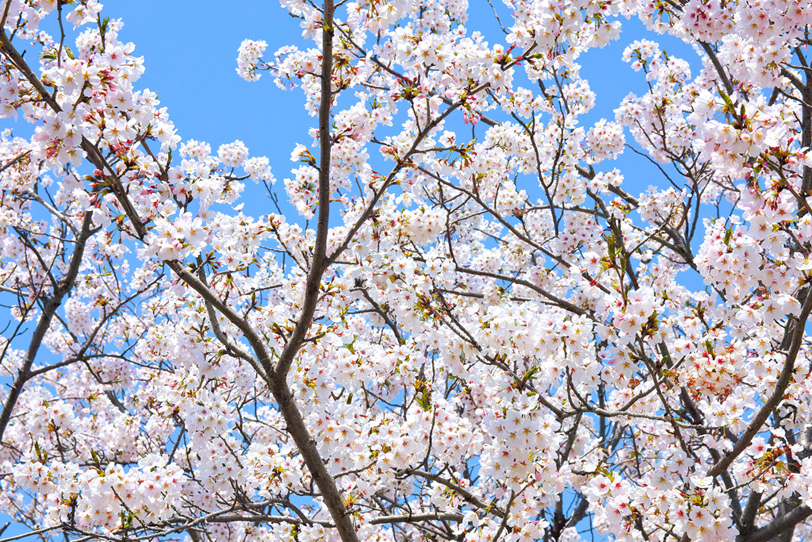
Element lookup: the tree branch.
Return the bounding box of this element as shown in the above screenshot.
[0,212,93,442]
[708,289,812,478]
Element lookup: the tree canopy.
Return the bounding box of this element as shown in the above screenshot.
[1,1,812,542]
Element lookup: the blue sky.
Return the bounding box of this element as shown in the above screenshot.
[102,1,314,155]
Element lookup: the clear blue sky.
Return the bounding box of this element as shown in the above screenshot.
[103,1,315,176]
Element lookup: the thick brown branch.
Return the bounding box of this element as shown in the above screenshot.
[740,505,811,542]
[267,377,359,542]
[273,0,336,379]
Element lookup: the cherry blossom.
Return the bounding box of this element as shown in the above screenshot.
[1,0,812,542]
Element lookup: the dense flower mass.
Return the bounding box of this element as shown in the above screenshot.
[1,1,812,542]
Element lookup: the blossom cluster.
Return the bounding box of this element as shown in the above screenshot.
[1,0,812,542]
